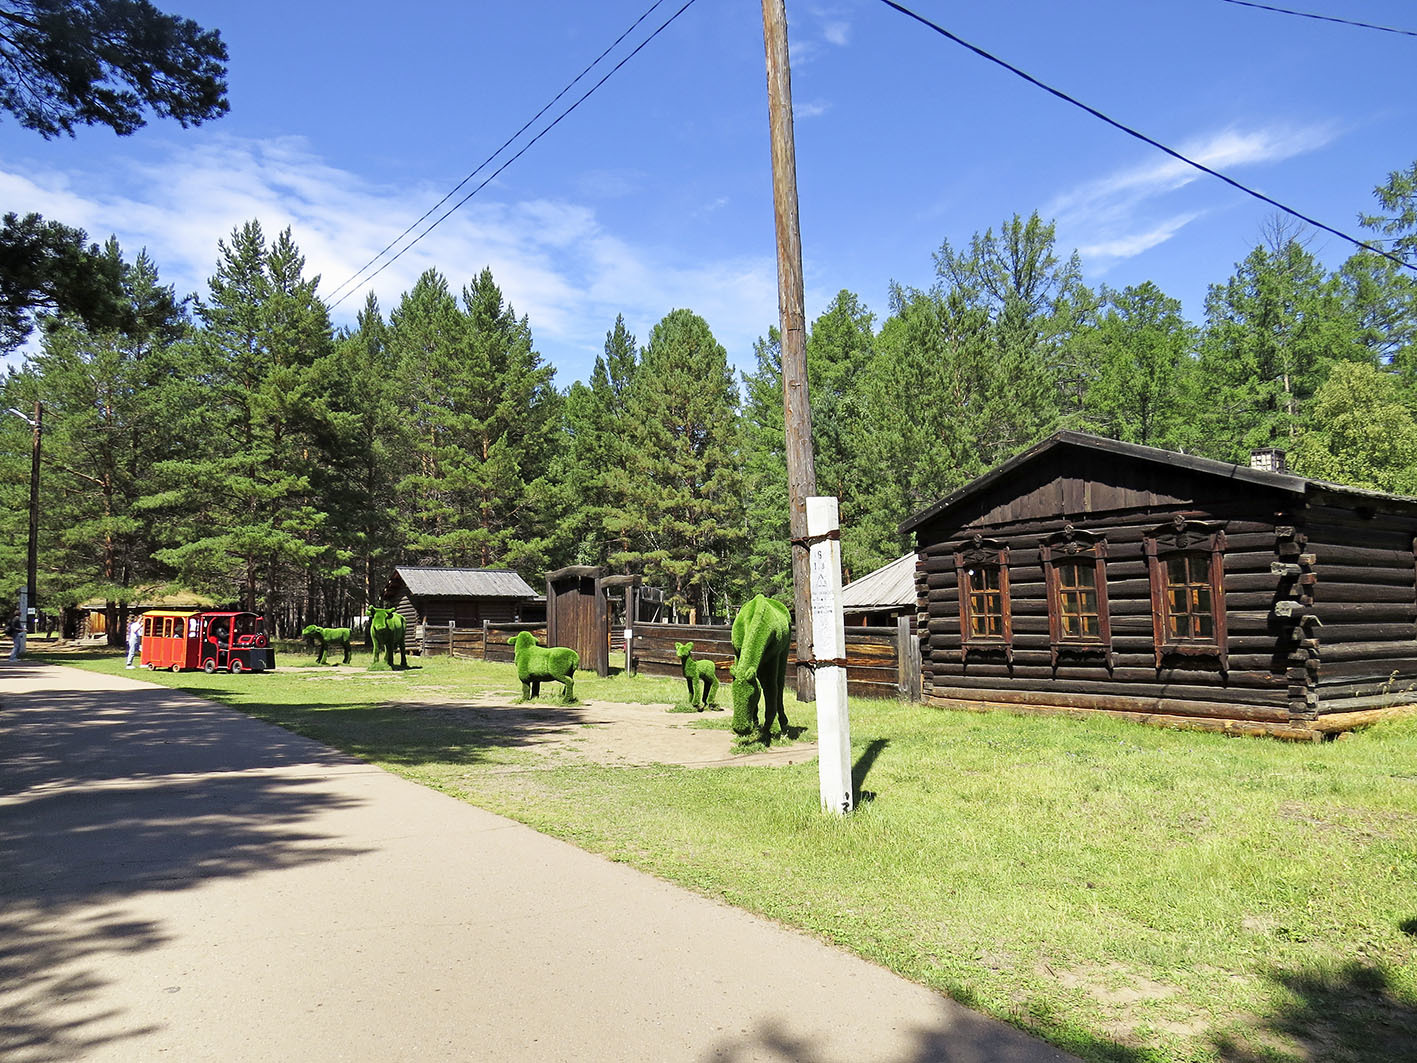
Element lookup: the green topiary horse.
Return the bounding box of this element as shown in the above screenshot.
[675,641,719,711]
[509,630,579,702]
[730,594,791,738]
[368,607,408,670]
[302,624,352,665]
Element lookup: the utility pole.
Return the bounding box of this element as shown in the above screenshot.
[26,400,40,628]
[761,0,817,701]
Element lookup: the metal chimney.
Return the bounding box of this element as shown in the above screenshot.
[1250,448,1288,473]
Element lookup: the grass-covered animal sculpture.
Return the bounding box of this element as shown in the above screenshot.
[730,594,792,738]
[675,641,719,711]
[509,630,579,703]
[301,624,352,665]
[368,607,408,670]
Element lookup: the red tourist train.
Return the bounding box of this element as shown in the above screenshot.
[140,609,276,673]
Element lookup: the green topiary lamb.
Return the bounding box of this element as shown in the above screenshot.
[368,607,408,670]
[510,630,579,703]
[302,624,352,665]
[675,641,719,711]
[730,594,791,738]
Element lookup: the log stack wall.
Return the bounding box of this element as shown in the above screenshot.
[916,506,1301,728]
[904,433,1417,736]
[1301,502,1417,713]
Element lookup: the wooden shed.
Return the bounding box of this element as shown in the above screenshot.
[383,567,540,648]
[841,554,918,627]
[901,431,1417,739]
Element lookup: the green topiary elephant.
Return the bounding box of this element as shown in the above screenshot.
[302,624,351,665]
[675,641,719,711]
[730,594,791,738]
[368,607,408,670]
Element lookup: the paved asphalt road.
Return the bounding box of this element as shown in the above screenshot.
[1,660,1077,1062]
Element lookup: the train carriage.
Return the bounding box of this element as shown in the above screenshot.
[140,609,275,673]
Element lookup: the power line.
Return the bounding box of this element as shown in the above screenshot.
[1219,0,1417,37]
[874,0,1415,274]
[325,0,679,307]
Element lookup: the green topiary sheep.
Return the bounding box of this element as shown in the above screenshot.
[510,630,579,702]
[675,641,719,711]
[302,624,352,665]
[368,607,408,670]
[730,594,791,738]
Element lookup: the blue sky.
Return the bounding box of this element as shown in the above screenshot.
[2,0,1413,385]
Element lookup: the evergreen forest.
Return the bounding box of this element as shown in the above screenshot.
[3,159,1416,635]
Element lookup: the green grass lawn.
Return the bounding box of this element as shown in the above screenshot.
[41,647,1417,1062]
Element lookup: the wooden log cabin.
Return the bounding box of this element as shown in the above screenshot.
[900,431,1417,739]
[383,567,541,650]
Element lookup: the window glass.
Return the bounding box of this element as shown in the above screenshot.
[1055,559,1099,639]
[1165,552,1215,640]
[966,564,1004,638]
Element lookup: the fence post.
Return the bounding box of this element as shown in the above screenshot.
[482,620,490,660]
[897,614,921,701]
[625,582,637,677]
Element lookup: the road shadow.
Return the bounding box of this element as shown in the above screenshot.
[0,675,373,1060]
[697,1011,1143,1062]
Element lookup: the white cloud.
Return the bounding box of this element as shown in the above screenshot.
[0,135,778,383]
[823,21,850,46]
[794,100,830,120]
[1050,122,1338,265]
[1077,213,1204,261]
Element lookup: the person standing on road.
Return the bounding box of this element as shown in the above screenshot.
[126,615,144,668]
[6,612,23,661]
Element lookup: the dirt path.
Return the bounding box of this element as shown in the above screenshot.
[395,690,814,769]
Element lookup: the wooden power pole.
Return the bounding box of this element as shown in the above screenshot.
[761,0,817,701]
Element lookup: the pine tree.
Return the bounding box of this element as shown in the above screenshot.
[563,314,638,567]
[611,309,743,619]
[1198,233,1362,461]
[147,221,334,617]
[1079,281,1198,448]
[738,328,790,598]
[390,267,562,574]
[23,243,187,638]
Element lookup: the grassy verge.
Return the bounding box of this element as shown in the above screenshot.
[39,648,1417,1062]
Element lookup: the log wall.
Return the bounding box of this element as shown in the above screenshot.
[913,500,1307,727]
[1300,504,1417,713]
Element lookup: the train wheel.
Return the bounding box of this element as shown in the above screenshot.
[203,658,216,674]
[230,659,245,674]
[250,658,266,673]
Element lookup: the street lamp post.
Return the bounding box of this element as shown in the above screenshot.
[6,401,41,641]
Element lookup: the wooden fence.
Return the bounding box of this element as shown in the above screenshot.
[417,615,923,701]
[628,617,921,701]
[421,621,547,663]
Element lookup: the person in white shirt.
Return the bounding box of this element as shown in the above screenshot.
[125,616,143,668]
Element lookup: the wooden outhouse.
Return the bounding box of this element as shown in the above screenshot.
[382,567,540,647]
[901,431,1417,739]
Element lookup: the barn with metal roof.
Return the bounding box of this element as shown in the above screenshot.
[382,566,542,646]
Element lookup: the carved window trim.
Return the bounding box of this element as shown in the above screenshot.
[1039,525,1113,669]
[954,535,1013,664]
[1144,517,1228,672]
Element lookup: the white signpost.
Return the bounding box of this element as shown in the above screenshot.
[806,496,852,814]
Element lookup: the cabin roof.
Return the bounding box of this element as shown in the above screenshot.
[386,566,538,601]
[841,553,916,611]
[900,430,1417,535]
